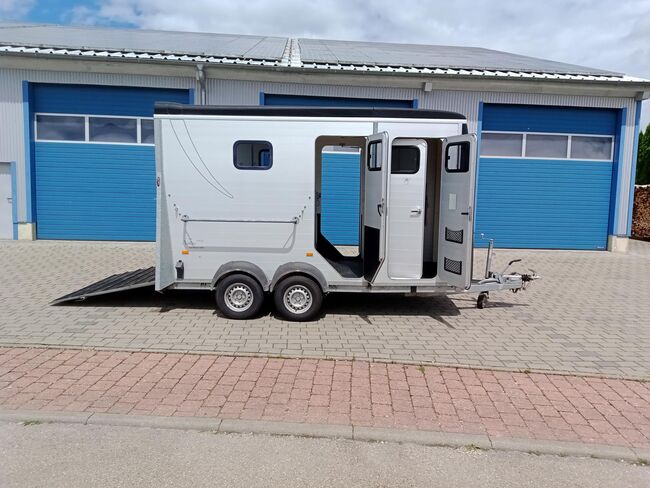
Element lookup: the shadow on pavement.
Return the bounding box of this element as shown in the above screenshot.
[54,286,527,325]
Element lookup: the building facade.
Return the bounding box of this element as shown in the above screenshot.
[0,24,648,250]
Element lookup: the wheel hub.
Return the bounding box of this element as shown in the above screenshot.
[224,283,253,312]
[284,285,312,314]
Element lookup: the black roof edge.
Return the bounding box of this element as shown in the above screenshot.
[154,103,466,120]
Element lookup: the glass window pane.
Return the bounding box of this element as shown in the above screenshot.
[141,119,154,144]
[36,115,85,141]
[445,142,470,172]
[570,136,612,160]
[480,133,523,157]
[89,117,137,143]
[233,141,273,169]
[391,146,420,174]
[368,141,382,170]
[525,134,568,158]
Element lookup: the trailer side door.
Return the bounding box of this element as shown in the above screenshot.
[437,134,477,289]
[363,132,389,281]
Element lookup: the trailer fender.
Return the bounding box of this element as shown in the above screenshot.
[211,261,270,291]
[270,262,328,293]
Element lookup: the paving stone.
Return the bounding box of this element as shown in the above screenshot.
[0,240,649,378]
[1,347,649,450]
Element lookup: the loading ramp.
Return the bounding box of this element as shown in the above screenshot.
[52,267,155,305]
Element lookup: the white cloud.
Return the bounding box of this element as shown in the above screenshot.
[0,0,36,19]
[64,0,650,127]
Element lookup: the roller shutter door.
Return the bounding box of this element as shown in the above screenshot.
[476,104,618,250]
[31,83,190,241]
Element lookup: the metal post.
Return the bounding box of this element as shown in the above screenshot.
[485,238,494,279]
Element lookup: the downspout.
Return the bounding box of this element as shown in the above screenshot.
[195,63,206,105]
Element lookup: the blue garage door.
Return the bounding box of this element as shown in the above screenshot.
[263,94,416,245]
[32,84,190,241]
[476,104,618,250]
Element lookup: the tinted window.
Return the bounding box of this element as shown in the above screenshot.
[391,146,420,174]
[233,141,273,169]
[480,132,523,157]
[570,136,613,161]
[525,134,568,158]
[89,117,137,143]
[367,141,382,171]
[141,119,155,144]
[445,141,470,172]
[36,115,85,141]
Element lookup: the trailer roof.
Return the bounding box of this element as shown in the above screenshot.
[154,103,466,120]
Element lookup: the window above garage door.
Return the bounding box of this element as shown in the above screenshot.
[35,114,155,145]
[481,131,614,161]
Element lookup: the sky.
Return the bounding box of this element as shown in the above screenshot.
[1,0,648,127]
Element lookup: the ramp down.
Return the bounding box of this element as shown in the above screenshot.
[52,267,155,305]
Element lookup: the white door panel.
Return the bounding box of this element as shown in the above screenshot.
[437,134,477,289]
[387,140,427,279]
[363,132,389,281]
[0,163,12,239]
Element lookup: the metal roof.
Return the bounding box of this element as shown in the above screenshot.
[0,22,647,83]
[0,23,287,60]
[298,38,618,76]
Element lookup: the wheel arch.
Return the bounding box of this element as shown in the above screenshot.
[270,262,328,293]
[211,261,270,291]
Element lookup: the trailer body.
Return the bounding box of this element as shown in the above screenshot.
[152,104,534,320]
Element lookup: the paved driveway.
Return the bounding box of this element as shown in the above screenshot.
[0,240,648,379]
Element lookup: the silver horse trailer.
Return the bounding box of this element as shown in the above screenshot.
[152,104,537,321]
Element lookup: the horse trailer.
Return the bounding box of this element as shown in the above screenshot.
[146,104,537,321]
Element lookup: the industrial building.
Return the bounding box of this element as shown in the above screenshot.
[0,23,648,250]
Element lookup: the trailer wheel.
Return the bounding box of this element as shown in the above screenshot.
[215,274,264,320]
[273,275,323,321]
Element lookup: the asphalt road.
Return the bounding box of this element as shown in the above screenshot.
[0,421,647,488]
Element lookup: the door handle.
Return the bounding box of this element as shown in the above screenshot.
[461,206,473,221]
[6,197,11,203]
[410,207,422,215]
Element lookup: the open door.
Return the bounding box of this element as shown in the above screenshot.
[437,134,477,289]
[387,139,427,279]
[363,132,389,281]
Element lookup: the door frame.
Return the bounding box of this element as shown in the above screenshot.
[0,161,17,240]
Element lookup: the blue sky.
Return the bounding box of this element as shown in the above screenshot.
[1,0,649,126]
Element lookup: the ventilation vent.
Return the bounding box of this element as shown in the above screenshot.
[445,227,463,244]
[444,257,463,275]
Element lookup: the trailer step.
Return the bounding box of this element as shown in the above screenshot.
[51,267,155,305]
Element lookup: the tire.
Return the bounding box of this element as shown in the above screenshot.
[215,273,264,320]
[273,275,323,321]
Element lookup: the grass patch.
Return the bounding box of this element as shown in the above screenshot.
[465,443,483,451]
[20,420,43,426]
[416,365,426,375]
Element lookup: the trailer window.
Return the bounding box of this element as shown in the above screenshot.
[391,146,420,174]
[233,141,273,169]
[445,141,470,173]
[368,141,382,171]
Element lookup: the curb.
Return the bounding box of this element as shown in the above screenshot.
[1,409,646,463]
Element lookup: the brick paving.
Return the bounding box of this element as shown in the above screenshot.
[1,240,650,378]
[1,347,649,449]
